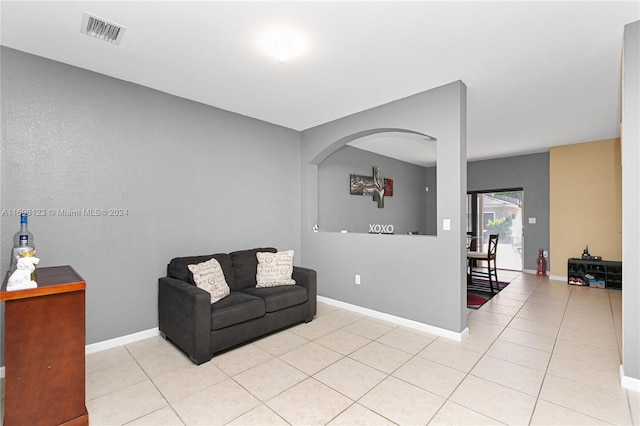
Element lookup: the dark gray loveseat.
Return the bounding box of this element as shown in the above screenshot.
[158,247,317,365]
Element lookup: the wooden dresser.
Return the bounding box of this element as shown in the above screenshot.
[1,265,88,426]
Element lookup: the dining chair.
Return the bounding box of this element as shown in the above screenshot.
[467,234,499,293]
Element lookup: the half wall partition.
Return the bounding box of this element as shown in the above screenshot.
[300,81,468,337]
[317,129,437,235]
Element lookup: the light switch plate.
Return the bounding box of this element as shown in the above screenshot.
[443,219,451,230]
[528,217,537,224]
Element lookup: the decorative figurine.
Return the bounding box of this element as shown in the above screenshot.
[7,252,39,291]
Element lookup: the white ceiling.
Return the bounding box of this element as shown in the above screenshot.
[1,1,638,161]
[348,131,438,167]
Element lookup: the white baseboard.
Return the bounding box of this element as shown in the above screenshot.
[549,275,567,282]
[85,327,160,355]
[317,296,469,342]
[523,269,564,281]
[620,365,640,392]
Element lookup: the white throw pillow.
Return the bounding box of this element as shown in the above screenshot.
[187,258,230,303]
[256,250,296,287]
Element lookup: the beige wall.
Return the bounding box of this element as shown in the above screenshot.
[549,138,622,276]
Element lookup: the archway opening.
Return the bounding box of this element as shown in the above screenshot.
[314,128,437,235]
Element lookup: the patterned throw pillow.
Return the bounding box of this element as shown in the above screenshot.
[255,250,296,288]
[187,258,231,303]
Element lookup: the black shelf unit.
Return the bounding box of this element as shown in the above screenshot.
[567,258,622,289]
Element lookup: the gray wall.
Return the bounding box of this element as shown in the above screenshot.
[425,166,438,235]
[467,152,550,271]
[318,145,436,234]
[301,81,468,333]
[622,20,640,382]
[0,47,302,366]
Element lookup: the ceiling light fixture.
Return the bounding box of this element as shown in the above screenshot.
[273,39,293,64]
[259,28,306,65]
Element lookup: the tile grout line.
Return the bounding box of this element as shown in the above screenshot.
[529,285,630,425]
[271,316,443,424]
[123,343,188,426]
[348,336,441,425]
[343,271,528,424]
[225,317,388,425]
[86,277,631,426]
[295,320,400,425]
[434,272,538,425]
[527,277,572,426]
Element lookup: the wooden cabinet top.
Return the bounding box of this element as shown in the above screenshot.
[1,265,85,301]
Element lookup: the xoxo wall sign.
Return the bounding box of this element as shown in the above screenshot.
[369,224,394,234]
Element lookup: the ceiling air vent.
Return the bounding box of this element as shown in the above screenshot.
[80,12,126,45]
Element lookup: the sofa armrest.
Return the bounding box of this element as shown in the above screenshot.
[293,266,317,320]
[158,276,211,364]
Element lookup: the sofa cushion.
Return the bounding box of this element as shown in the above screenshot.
[256,250,296,287]
[229,247,277,290]
[187,258,231,303]
[210,292,266,330]
[168,253,234,288]
[240,285,308,313]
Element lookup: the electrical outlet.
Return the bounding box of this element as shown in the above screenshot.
[355,274,361,285]
[543,250,548,258]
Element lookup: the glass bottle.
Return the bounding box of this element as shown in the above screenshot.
[536,249,547,276]
[10,213,35,272]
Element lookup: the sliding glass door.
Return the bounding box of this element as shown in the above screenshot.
[467,190,523,271]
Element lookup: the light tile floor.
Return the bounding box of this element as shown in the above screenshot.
[2,273,639,425]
